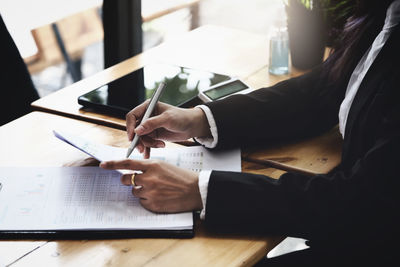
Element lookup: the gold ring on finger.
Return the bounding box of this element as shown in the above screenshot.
[131,172,137,186]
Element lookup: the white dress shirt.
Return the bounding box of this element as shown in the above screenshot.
[194,105,219,219]
[195,0,400,220]
[338,0,400,137]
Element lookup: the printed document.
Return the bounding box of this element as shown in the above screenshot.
[0,131,241,232]
[53,129,241,173]
[0,167,192,231]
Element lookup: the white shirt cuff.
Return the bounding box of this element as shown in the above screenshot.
[193,105,218,148]
[198,170,212,220]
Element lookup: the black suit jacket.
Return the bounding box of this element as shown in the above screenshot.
[203,24,400,261]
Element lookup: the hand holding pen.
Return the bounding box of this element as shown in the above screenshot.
[126,82,166,158]
[125,89,212,159]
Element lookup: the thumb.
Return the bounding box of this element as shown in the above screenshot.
[135,113,169,135]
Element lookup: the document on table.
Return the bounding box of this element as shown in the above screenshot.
[0,167,193,232]
[0,130,241,236]
[53,129,242,173]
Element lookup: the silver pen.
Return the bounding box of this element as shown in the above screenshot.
[126,82,166,158]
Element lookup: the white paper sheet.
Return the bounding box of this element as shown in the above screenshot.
[53,129,242,173]
[0,167,192,231]
[267,237,310,258]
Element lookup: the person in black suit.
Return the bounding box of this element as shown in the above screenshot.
[100,0,400,265]
[0,15,39,126]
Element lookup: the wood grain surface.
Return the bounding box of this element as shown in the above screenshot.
[243,126,343,176]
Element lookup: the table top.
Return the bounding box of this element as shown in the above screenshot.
[0,111,286,266]
[32,25,342,176]
[243,126,343,176]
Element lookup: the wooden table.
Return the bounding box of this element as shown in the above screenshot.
[0,111,286,266]
[32,25,342,176]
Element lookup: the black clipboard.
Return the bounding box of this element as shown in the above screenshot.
[0,221,194,240]
[0,216,195,240]
[0,229,194,240]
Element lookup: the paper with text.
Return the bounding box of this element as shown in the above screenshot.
[0,167,193,231]
[53,129,242,173]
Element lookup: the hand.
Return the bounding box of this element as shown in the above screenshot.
[126,101,211,158]
[100,159,203,213]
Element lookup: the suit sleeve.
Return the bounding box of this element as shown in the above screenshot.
[204,116,400,245]
[204,66,344,149]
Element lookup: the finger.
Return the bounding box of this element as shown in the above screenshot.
[136,142,145,153]
[126,113,138,141]
[120,172,145,187]
[121,173,134,186]
[126,100,150,141]
[135,112,171,136]
[144,147,150,159]
[140,136,165,149]
[99,159,149,171]
[132,186,144,198]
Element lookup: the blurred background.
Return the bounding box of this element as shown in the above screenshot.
[0,0,282,98]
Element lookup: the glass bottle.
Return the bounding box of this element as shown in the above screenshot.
[268,14,289,75]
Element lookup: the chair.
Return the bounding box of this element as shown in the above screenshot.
[0,15,39,126]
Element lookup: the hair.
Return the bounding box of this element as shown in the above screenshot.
[325,0,395,82]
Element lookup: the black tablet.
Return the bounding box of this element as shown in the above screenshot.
[78,63,232,117]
